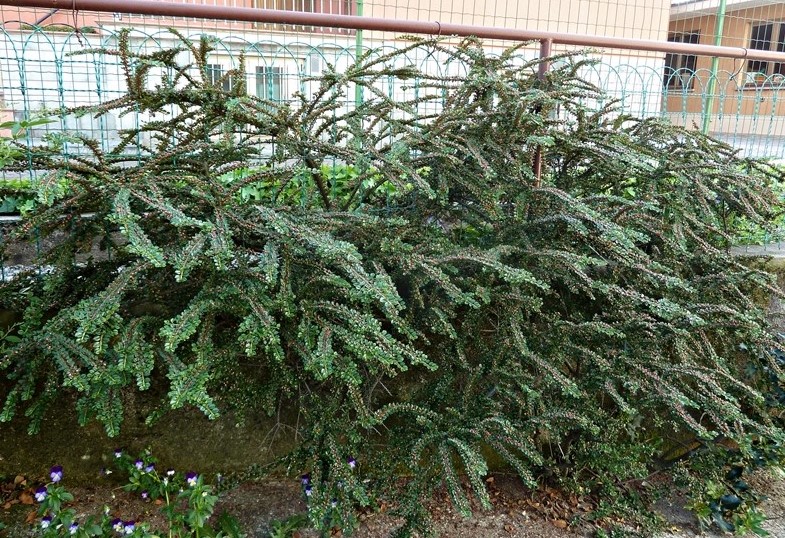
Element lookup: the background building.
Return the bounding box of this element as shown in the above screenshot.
[668,0,785,155]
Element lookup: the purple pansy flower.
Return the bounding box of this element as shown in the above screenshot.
[166,469,175,477]
[123,521,135,535]
[331,498,338,508]
[141,491,149,500]
[111,518,124,532]
[69,522,79,535]
[144,463,154,473]
[41,516,52,529]
[304,484,312,497]
[34,486,48,503]
[185,472,198,487]
[134,460,144,470]
[114,448,123,458]
[301,474,311,485]
[347,457,357,469]
[50,465,63,483]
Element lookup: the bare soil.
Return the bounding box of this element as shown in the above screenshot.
[3,470,785,538]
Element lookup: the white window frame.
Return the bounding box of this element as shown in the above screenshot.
[746,20,785,82]
[664,31,700,90]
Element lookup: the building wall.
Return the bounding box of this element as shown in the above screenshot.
[364,0,670,40]
[1,0,672,40]
[667,3,785,135]
[0,0,672,144]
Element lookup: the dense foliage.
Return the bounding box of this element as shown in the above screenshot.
[2,32,785,535]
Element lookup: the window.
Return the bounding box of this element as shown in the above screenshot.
[663,31,699,89]
[747,21,785,79]
[309,55,322,75]
[254,0,354,33]
[255,0,315,12]
[256,66,284,101]
[205,64,234,92]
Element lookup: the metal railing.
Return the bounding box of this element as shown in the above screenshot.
[6,0,785,62]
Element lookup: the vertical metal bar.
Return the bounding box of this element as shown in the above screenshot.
[533,38,552,187]
[34,226,41,278]
[354,0,364,108]
[702,0,727,135]
[0,225,5,283]
[538,38,552,81]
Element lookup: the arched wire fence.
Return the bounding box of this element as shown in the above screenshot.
[4,26,785,159]
[2,24,785,279]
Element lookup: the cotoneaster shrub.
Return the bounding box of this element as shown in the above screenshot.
[1,32,785,535]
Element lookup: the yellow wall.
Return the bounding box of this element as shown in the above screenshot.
[364,0,670,40]
[668,3,785,130]
[2,1,672,42]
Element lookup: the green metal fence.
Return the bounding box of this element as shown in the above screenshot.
[3,23,785,279]
[3,25,785,158]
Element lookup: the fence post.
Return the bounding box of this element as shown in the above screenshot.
[702,0,727,135]
[354,0,364,108]
[533,38,552,187]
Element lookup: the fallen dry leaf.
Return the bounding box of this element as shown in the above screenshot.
[14,475,26,486]
[553,519,568,529]
[25,510,36,523]
[18,491,34,505]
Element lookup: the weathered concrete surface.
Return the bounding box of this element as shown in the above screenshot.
[732,246,785,332]
[0,391,294,483]
[731,244,785,261]
[657,469,785,537]
[0,220,293,483]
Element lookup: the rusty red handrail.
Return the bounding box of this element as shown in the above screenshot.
[5,0,785,62]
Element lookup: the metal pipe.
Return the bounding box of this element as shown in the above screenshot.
[354,0,363,108]
[533,38,552,187]
[538,38,552,81]
[34,8,59,26]
[701,0,727,135]
[6,0,785,62]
